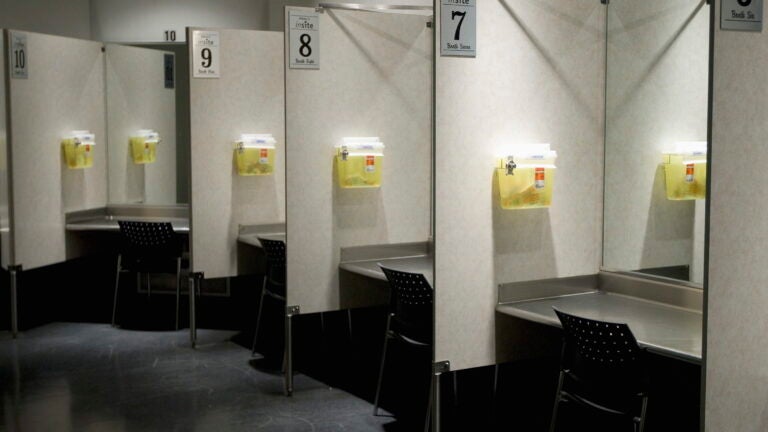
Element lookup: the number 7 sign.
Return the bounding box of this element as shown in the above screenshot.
[441,0,476,57]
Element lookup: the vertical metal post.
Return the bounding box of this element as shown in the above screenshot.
[284,305,300,396]
[431,361,450,432]
[9,265,21,338]
[189,272,203,348]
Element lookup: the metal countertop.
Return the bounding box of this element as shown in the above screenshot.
[339,255,433,284]
[496,291,702,363]
[237,233,286,248]
[65,217,190,233]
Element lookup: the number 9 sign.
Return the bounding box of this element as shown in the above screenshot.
[192,30,220,78]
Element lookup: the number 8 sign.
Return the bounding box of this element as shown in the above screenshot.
[289,9,320,70]
[441,0,476,58]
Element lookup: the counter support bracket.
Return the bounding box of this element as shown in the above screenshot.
[9,265,22,338]
[284,305,300,396]
[431,360,450,432]
[189,272,203,348]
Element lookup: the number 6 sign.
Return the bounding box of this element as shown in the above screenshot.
[441,0,476,57]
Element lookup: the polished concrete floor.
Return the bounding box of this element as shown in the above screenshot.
[0,323,395,432]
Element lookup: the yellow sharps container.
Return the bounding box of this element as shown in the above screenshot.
[663,142,707,200]
[62,130,96,169]
[130,129,161,164]
[335,137,384,188]
[497,144,557,210]
[234,134,276,176]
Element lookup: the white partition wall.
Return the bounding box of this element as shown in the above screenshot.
[189,28,285,279]
[6,30,106,270]
[434,1,605,371]
[285,7,432,314]
[106,44,176,205]
[706,1,768,429]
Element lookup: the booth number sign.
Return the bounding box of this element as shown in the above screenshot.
[9,32,28,79]
[441,0,476,57]
[289,10,319,70]
[192,30,220,78]
[722,0,763,32]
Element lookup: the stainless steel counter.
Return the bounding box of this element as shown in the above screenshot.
[339,255,433,284]
[496,291,702,363]
[237,232,286,248]
[66,216,190,233]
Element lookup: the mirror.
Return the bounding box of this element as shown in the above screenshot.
[603,0,709,285]
[105,43,189,205]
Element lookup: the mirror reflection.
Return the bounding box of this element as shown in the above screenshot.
[603,0,709,284]
[105,43,189,205]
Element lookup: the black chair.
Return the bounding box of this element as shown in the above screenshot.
[550,309,650,432]
[251,237,287,357]
[112,221,185,329]
[374,265,433,432]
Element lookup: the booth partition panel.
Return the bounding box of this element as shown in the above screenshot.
[189,28,285,279]
[434,1,606,371]
[285,7,432,315]
[0,31,9,270]
[5,30,106,271]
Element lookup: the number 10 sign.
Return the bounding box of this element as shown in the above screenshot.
[289,10,320,70]
[441,0,476,57]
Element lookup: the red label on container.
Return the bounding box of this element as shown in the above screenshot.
[535,167,545,189]
[85,145,91,152]
[260,149,268,158]
[365,155,375,173]
[685,163,694,183]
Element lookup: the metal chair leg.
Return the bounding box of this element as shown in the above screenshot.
[373,314,392,416]
[112,254,122,327]
[252,276,268,356]
[452,372,458,407]
[175,257,181,331]
[425,383,432,432]
[347,309,353,342]
[638,396,649,432]
[549,370,566,432]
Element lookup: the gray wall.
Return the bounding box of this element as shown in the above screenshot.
[434,0,606,371]
[90,0,269,42]
[0,0,91,39]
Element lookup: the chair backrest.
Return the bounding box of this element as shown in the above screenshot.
[117,221,180,258]
[379,266,433,343]
[554,308,645,389]
[258,237,286,286]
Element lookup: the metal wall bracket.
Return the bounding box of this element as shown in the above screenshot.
[433,360,451,375]
[601,0,609,4]
[427,20,433,29]
[286,305,300,316]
